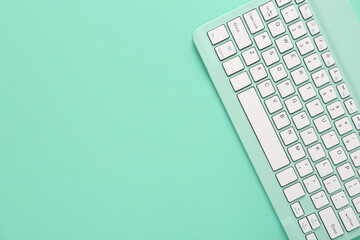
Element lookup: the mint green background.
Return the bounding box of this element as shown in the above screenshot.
[0,1,359,240]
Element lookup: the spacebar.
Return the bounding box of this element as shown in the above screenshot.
[238,88,290,171]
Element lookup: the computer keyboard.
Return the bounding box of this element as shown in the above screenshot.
[194,0,360,239]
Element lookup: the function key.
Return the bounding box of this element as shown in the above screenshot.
[215,41,236,61]
[276,0,292,8]
[352,114,360,130]
[207,25,229,45]
[290,202,304,218]
[299,4,312,20]
[337,83,350,99]
[329,67,343,82]
[322,51,335,67]
[243,9,265,34]
[259,2,278,21]
[307,20,320,35]
[314,36,328,51]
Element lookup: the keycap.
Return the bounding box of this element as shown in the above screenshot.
[273,111,291,130]
[331,191,349,209]
[285,96,303,114]
[308,143,325,162]
[304,53,322,72]
[314,36,327,51]
[283,51,301,69]
[350,149,360,167]
[322,51,335,67]
[329,67,342,82]
[337,83,350,99]
[257,80,275,98]
[299,4,312,20]
[254,31,272,50]
[292,112,310,130]
[307,213,320,229]
[227,17,252,50]
[291,67,309,85]
[345,178,360,197]
[276,167,298,187]
[303,174,321,193]
[230,72,252,91]
[353,196,360,213]
[298,83,316,101]
[268,18,286,37]
[275,0,291,8]
[314,115,331,133]
[329,146,347,165]
[269,63,287,82]
[259,2,278,21]
[312,69,329,87]
[215,41,237,60]
[319,85,337,104]
[306,233,317,240]
[315,159,333,178]
[249,63,267,82]
[296,37,314,55]
[284,182,305,202]
[334,117,353,135]
[265,95,283,113]
[295,159,313,177]
[311,191,329,209]
[327,101,345,119]
[281,5,299,23]
[295,0,305,4]
[291,202,304,218]
[352,114,360,130]
[323,175,341,194]
[306,99,324,117]
[242,47,260,66]
[344,98,358,115]
[262,47,280,66]
[238,88,290,171]
[319,207,344,239]
[339,207,360,231]
[337,163,355,181]
[288,21,306,39]
[288,143,306,161]
[321,131,339,149]
[243,9,265,34]
[208,25,229,45]
[300,127,318,146]
[307,20,320,35]
[298,217,311,233]
[277,80,295,98]
[275,34,293,53]
[280,127,298,145]
[342,133,360,151]
[222,56,244,76]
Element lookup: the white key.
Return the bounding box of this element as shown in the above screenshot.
[299,4,312,20]
[345,99,358,115]
[265,95,283,113]
[319,85,337,104]
[307,213,321,229]
[296,0,305,3]
[280,127,298,145]
[353,196,360,213]
[289,21,307,39]
[306,99,324,117]
[288,143,306,161]
[283,51,301,69]
[276,0,291,7]
[259,2,278,21]
[238,88,290,171]
[327,101,345,119]
[335,117,353,135]
[321,131,339,149]
[222,56,244,76]
[314,115,331,133]
[257,80,275,98]
[322,51,335,67]
[350,149,360,167]
[230,72,252,91]
[300,127,318,146]
[249,63,268,82]
[311,69,329,87]
[262,48,280,66]
[298,217,312,233]
[306,233,317,240]
[342,133,360,151]
[277,80,295,98]
[345,178,360,197]
[303,175,321,193]
[296,37,314,55]
[291,67,309,85]
[296,159,313,177]
[352,114,360,130]
[281,5,299,23]
[329,146,347,165]
[329,67,342,83]
[284,182,305,202]
[269,63,287,82]
[337,83,350,99]
[275,35,293,53]
[242,47,260,66]
[254,31,272,50]
[291,202,304,218]
[273,111,291,130]
[208,25,229,45]
[308,143,326,162]
[319,207,344,239]
[324,175,341,194]
[315,159,333,178]
[307,20,320,36]
[311,191,329,209]
[304,53,322,72]
[339,207,360,231]
[337,163,355,181]
[215,41,237,60]
[276,167,298,187]
[298,83,316,101]
[314,36,328,52]
[331,191,349,210]
[285,96,302,114]
[268,19,286,37]
[243,9,265,34]
[292,111,310,130]
[228,17,252,50]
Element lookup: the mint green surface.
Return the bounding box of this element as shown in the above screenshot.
[0,1,359,240]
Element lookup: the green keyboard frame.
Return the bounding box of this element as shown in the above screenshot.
[193,0,360,239]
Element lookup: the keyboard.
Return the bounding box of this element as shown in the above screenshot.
[193,0,360,239]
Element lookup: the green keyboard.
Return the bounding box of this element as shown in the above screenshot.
[194,0,360,239]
